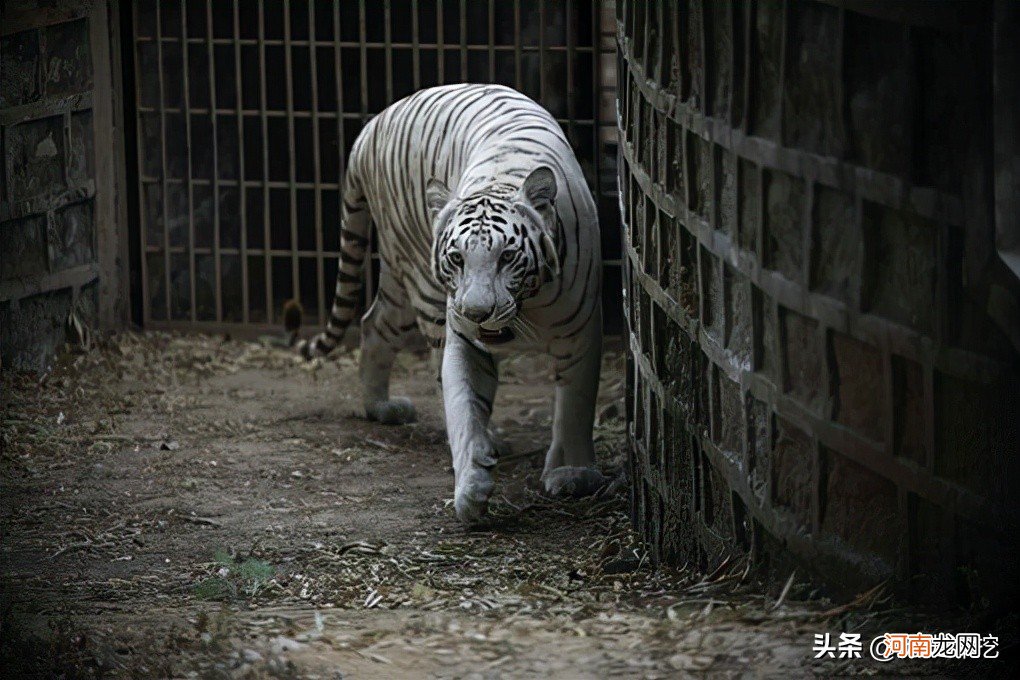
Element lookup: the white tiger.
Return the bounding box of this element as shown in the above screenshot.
[290,84,604,523]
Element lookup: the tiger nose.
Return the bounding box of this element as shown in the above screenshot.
[460,304,493,323]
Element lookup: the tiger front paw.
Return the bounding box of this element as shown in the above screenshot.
[542,466,606,498]
[454,466,494,524]
[366,397,417,425]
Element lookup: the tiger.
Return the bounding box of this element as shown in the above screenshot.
[289,83,605,523]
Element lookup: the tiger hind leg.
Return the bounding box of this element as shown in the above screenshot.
[360,270,419,425]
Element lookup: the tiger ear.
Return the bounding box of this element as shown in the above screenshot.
[521,166,557,211]
[425,178,451,221]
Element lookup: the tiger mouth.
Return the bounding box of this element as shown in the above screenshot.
[478,327,515,344]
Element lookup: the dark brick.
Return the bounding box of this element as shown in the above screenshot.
[0,216,47,280]
[683,0,704,110]
[641,101,655,176]
[43,19,92,98]
[700,247,723,340]
[648,389,662,473]
[764,170,806,282]
[737,159,760,254]
[750,0,783,140]
[716,373,744,455]
[638,288,652,364]
[654,110,668,187]
[771,417,815,531]
[686,131,712,222]
[643,200,657,279]
[748,398,771,503]
[704,458,735,545]
[661,504,698,566]
[781,308,826,413]
[4,115,65,201]
[782,2,846,156]
[755,289,779,380]
[811,186,859,306]
[862,202,937,334]
[892,355,928,466]
[665,330,700,424]
[633,193,645,260]
[845,13,911,176]
[724,264,752,368]
[934,372,1015,499]
[0,287,73,371]
[677,228,698,318]
[912,26,976,195]
[666,123,682,196]
[830,332,886,442]
[639,99,652,170]
[908,494,953,600]
[822,448,898,563]
[705,0,733,119]
[0,28,41,109]
[49,201,95,271]
[714,147,737,238]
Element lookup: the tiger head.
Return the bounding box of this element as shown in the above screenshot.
[426,166,560,343]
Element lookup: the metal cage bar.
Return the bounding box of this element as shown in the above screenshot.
[130,0,619,335]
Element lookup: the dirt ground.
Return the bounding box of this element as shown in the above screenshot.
[1,333,1012,678]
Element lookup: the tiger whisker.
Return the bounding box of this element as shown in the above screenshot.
[491,303,517,325]
[510,316,540,341]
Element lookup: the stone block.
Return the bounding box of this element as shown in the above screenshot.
[49,201,95,271]
[0,215,47,281]
[748,398,771,503]
[764,169,806,282]
[43,19,92,98]
[750,0,783,140]
[771,417,814,531]
[686,131,712,222]
[781,307,826,413]
[822,447,898,563]
[737,159,760,254]
[782,2,846,156]
[716,373,744,455]
[892,355,928,466]
[699,246,723,340]
[705,0,732,118]
[684,0,704,110]
[4,115,65,201]
[845,13,910,176]
[724,264,752,368]
[754,288,779,380]
[714,147,737,238]
[704,457,735,544]
[862,202,937,334]
[811,186,859,306]
[0,28,40,109]
[830,331,886,443]
[0,287,73,371]
[934,371,1015,498]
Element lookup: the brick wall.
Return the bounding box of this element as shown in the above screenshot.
[1,0,125,371]
[618,0,1020,601]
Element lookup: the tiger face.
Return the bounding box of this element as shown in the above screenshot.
[427,166,560,343]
